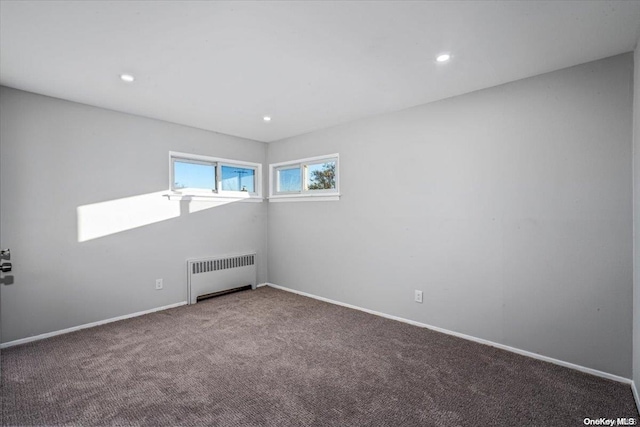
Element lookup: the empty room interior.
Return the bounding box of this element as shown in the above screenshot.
[2,0,640,425]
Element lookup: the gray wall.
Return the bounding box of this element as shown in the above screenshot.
[0,86,268,343]
[267,54,634,378]
[1,54,635,380]
[633,42,640,393]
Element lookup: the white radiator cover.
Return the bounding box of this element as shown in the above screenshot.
[187,253,256,304]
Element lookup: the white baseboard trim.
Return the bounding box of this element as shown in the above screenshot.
[266,283,632,385]
[632,381,640,414]
[256,283,269,288]
[0,301,188,349]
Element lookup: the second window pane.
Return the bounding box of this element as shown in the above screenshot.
[221,165,255,192]
[278,167,302,192]
[307,161,336,190]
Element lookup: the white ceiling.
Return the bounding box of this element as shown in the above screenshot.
[1,1,640,143]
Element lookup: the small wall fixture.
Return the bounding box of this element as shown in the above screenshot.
[436,54,451,63]
[263,116,272,122]
[120,74,135,83]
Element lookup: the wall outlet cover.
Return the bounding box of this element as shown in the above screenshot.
[415,290,423,303]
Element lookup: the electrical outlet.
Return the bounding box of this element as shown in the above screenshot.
[414,290,423,303]
[155,279,163,290]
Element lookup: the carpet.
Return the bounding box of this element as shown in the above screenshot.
[2,286,638,426]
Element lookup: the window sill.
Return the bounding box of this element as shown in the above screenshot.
[268,194,340,203]
[164,193,263,203]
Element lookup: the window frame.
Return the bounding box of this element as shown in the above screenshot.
[169,151,263,201]
[269,153,340,202]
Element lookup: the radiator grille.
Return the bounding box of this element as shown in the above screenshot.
[191,254,255,274]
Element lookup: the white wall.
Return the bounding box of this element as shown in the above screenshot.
[267,54,634,378]
[0,86,268,343]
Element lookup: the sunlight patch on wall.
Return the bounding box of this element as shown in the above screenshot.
[77,191,180,242]
[77,191,250,242]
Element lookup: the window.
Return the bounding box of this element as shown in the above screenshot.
[269,154,339,202]
[169,152,262,200]
[173,158,216,192]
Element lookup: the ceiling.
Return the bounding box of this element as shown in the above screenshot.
[1,1,640,143]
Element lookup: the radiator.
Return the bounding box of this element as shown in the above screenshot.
[187,253,256,304]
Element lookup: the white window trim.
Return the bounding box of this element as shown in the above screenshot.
[269,153,340,202]
[168,151,263,202]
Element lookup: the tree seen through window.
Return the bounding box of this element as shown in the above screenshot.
[307,161,336,190]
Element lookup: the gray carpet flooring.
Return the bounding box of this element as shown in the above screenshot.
[1,286,638,426]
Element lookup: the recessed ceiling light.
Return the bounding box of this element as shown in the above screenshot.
[120,74,135,83]
[263,116,272,122]
[436,54,451,63]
